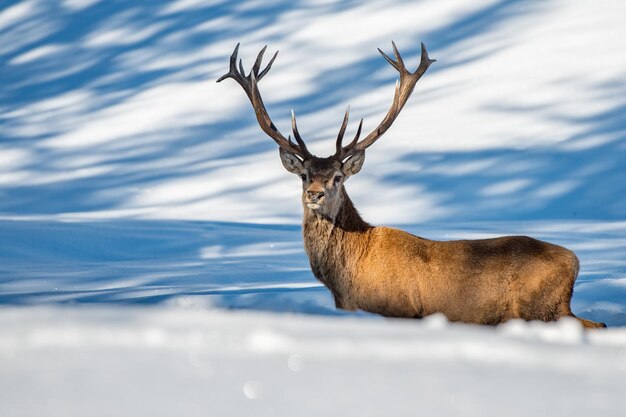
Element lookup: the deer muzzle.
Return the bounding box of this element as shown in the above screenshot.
[306,190,325,208]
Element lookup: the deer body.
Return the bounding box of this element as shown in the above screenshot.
[218,41,606,328]
[303,191,580,325]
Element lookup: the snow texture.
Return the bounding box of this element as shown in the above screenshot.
[1,307,626,417]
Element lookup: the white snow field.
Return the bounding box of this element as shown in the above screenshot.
[1,307,626,417]
[1,0,626,416]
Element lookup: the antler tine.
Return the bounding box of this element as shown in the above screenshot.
[291,110,312,158]
[251,45,266,76]
[334,106,350,157]
[377,47,399,72]
[338,41,435,160]
[417,41,437,75]
[238,59,246,78]
[391,41,405,72]
[258,50,278,80]
[216,43,241,83]
[348,118,363,149]
[217,44,310,159]
[334,115,363,160]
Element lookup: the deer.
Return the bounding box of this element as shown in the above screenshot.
[217,42,606,329]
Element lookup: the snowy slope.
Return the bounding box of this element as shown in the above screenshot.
[1,0,625,223]
[1,218,625,325]
[1,307,626,417]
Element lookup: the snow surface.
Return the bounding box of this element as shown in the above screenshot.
[1,307,626,417]
[1,218,625,325]
[1,0,626,415]
[2,0,626,223]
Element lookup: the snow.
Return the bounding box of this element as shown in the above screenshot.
[1,0,626,415]
[1,219,625,416]
[3,0,626,223]
[1,218,625,325]
[1,307,626,417]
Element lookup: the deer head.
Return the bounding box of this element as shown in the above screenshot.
[217,42,435,219]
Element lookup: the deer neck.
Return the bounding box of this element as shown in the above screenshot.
[303,188,371,235]
[302,188,371,294]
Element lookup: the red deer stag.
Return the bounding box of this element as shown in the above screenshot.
[217,42,605,328]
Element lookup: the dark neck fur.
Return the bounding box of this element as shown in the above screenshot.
[334,191,371,232]
[302,188,371,305]
[303,188,371,233]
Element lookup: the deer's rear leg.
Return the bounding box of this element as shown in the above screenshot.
[575,316,607,329]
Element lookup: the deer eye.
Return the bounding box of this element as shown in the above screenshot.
[300,174,307,181]
[334,175,343,184]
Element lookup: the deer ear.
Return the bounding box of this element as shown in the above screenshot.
[279,147,304,174]
[341,150,365,177]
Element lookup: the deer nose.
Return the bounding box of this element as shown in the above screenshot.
[307,190,325,202]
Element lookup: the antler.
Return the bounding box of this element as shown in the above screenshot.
[334,42,435,161]
[217,43,312,159]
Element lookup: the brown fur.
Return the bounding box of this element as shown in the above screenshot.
[293,158,605,328]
